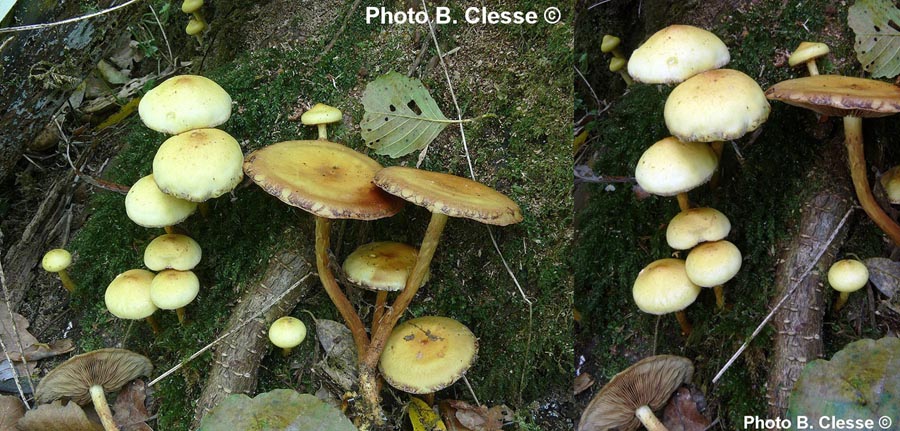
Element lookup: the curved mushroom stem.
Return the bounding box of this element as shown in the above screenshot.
[145,315,160,335]
[635,405,669,431]
[806,61,820,76]
[317,124,328,140]
[57,269,76,293]
[713,285,725,310]
[372,291,388,333]
[674,311,692,336]
[90,384,120,431]
[676,193,691,211]
[843,116,900,245]
[709,141,724,188]
[315,217,369,358]
[833,291,851,312]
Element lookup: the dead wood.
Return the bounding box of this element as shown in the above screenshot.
[191,247,317,427]
[766,137,853,417]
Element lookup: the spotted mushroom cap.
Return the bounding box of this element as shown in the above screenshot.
[379,316,478,394]
[632,258,701,315]
[666,207,731,250]
[244,140,402,219]
[125,175,198,228]
[104,269,158,320]
[152,128,245,202]
[665,69,770,142]
[34,348,153,405]
[138,75,231,135]
[374,166,523,226]
[627,25,729,84]
[765,75,900,118]
[144,234,202,271]
[788,42,830,67]
[578,355,694,431]
[342,241,428,292]
[634,137,718,197]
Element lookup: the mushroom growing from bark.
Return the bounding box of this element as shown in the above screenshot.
[627,24,729,84]
[766,75,900,245]
[34,349,153,431]
[827,259,869,312]
[42,248,76,293]
[578,355,694,431]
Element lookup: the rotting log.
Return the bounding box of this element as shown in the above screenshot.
[191,248,317,427]
[766,137,853,417]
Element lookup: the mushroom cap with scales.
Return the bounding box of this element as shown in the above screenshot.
[138,75,231,135]
[104,269,158,320]
[144,233,202,271]
[627,24,729,84]
[632,258,701,315]
[42,248,72,273]
[373,166,523,226]
[125,175,198,228]
[578,355,694,431]
[379,316,478,394]
[35,348,153,405]
[765,75,900,118]
[152,128,245,202]
[343,241,429,292]
[634,137,718,197]
[243,140,403,220]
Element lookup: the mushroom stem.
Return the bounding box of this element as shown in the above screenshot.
[315,217,370,358]
[372,290,388,333]
[146,315,160,335]
[635,405,670,431]
[58,269,76,293]
[281,347,293,357]
[713,285,725,310]
[164,226,175,234]
[176,307,187,323]
[843,116,900,245]
[618,71,634,86]
[709,141,724,188]
[834,291,850,312]
[90,384,121,431]
[317,124,328,140]
[806,61,820,76]
[675,311,692,336]
[676,193,691,211]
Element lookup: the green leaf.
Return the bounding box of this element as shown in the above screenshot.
[198,389,357,431]
[849,0,900,78]
[786,337,900,429]
[360,72,450,158]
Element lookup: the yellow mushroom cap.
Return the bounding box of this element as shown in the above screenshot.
[342,242,428,292]
[765,75,900,118]
[125,175,198,228]
[300,103,343,126]
[609,57,627,73]
[244,140,403,220]
[42,249,72,272]
[186,17,207,36]
[600,35,621,53]
[374,166,523,226]
[105,269,158,320]
[685,240,742,287]
[881,166,900,204]
[152,128,245,202]
[666,207,731,250]
[150,270,200,310]
[379,316,478,394]
[627,25,729,84]
[144,234,202,271]
[182,0,203,13]
[632,258,701,315]
[827,259,869,293]
[788,42,830,67]
[138,75,232,135]
[664,69,771,142]
[268,316,307,349]
[634,137,718,196]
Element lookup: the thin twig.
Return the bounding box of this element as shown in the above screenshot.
[0,0,143,33]
[712,208,852,384]
[0,239,35,409]
[147,272,313,387]
[422,2,534,404]
[147,4,173,67]
[461,375,481,406]
[574,65,604,112]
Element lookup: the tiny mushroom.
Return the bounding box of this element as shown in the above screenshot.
[609,57,633,86]
[152,128,245,202]
[150,270,200,323]
[666,207,731,250]
[182,0,207,38]
[633,258,701,335]
[685,240,742,309]
[881,166,900,204]
[301,103,343,140]
[578,355,694,431]
[600,34,625,59]
[185,17,207,38]
[138,75,232,135]
[104,269,160,334]
[34,348,153,431]
[627,24,729,84]
[268,316,307,356]
[788,42,829,76]
[42,248,76,293]
[634,137,718,210]
[827,259,869,312]
[125,175,198,232]
[144,233,202,271]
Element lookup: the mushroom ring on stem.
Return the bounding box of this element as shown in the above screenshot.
[766,75,900,245]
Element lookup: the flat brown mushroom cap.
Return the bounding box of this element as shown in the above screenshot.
[374,166,523,226]
[243,140,403,220]
[578,355,694,431]
[35,349,153,405]
[765,75,900,118]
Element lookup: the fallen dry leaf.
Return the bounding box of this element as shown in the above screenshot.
[448,400,513,431]
[662,387,710,431]
[112,380,153,431]
[0,303,74,362]
[16,400,103,431]
[315,319,358,391]
[439,400,473,431]
[573,372,594,395]
[0,394,25,430]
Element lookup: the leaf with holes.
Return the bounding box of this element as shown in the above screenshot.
[849,0,900,78]
[361,72,450,158]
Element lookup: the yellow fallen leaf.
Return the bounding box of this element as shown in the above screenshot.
[409,396,447,431]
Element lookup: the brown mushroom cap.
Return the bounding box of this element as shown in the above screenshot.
[374,166,523,226]
[765,75,900,118]
[578,355,694,431]
[243,140,403,220]
[35,349,153,405]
